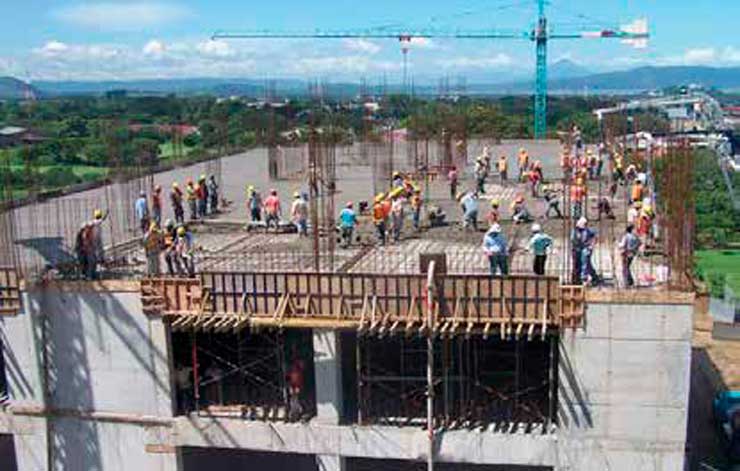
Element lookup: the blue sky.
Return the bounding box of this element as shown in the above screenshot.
[1,0,738,81]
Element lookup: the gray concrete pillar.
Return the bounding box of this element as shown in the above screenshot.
[312,329,343,424]
[316,454,346,471]
[312,329,345,471]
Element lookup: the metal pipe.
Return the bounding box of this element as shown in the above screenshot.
[426,260,436,471]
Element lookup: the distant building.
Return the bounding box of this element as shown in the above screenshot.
[0,126,44,148]
[128,124,199,137]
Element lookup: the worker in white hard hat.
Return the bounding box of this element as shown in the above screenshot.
[571,217,598,285]
[527,223,553,276]
[291,191,309,237]
[482,223,508,276]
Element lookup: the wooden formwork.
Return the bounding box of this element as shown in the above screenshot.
[0,266,21,315]
[142,272,587,336]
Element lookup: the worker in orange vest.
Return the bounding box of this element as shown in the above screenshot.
[372,193,389,245]
[570,178,586,219]
[630,180,644,204]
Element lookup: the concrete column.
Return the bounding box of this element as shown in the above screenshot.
[312,329,345,471]
[312,329,343,424]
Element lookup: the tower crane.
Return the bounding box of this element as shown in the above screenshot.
[213,0,648,139]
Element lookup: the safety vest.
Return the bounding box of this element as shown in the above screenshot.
[631,184,643,202]
[186,185,196,201]
[372,202,386,223]
[571,185,585,201]
[498,159,507,172]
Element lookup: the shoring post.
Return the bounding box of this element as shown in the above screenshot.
[426,260,436,471]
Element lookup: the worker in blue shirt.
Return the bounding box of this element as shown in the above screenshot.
[482,223,508,276]
[571,217,598,285]
[527,223,553,275]
[339,202,357,248]
[458,191,479,231]
[134,190,150,234]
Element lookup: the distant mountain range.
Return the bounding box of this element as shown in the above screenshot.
[1,64,738,100]
[0,77,39,100]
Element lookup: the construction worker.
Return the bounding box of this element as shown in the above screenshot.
[587,149,598,180]
[151,185,163,226]
[618,224,641,288]
[560,150,571,179]
[517,147,529,181]
[175,225,195,277]
[625,163,638,183]
[207,175,219,214]
[613,154,625,184]
[247,186,262,222]
[186,178,197,220]
[570,178,586,220]
[458,191,478,231]
[427,205,447,228]
[497,155,508,183]
[447,166,458,200]
[143,221,163,276]
[527,223,553,276]
[630,179,644,204]
[339,202,357,248]
[510,195,531,225]
[135,190,150,234]
[528,164,541,198]
[475,156,487,194]
[572,124,583,153]
[392,171,404,189]
[571,217,598,285]
[598,196,615,220]
[74,222,93,279]
[486,199,501,225]
[410,189,422,231]
[636,204,654,241]
[196,175,207,218]
[390,195,405,242]
[543,186,563,219]
[88,209,107,279]
[627,201,641,225]
[170,183,184,224]
[596,145,605,179]
[263,189,282,230]
[482,223,508,276]
[291,191,309,237]
[162,219,179,275]
[372,193,388,245]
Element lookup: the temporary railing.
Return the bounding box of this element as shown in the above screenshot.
[0,266,21,315]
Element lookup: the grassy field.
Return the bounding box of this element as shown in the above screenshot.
[695,249,740,296]
[159,141,197,161]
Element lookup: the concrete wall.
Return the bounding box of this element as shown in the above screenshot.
[556,301,693,471]
[1,285,693,471]
[0,283,178,471]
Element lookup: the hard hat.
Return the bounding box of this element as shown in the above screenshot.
[270,188,277,195]
[576,217,588,229]
[393,171,401,178]
[164,219,173,228]
[199,174,206,181]
[346,201,353,208]
[519,147,525,152]
[643,204,652,213]
[542,185,549,192]
[149,221,158,231]
[172,182,179,189]
[575,178,584,185]
[375,193,385,203]
[456,192,465,201]
[489,223,501,233]
[154,185,161,192]
[634,201,642,208]
[177,227,186,236]
[490,199,500,207]
[531,223,542,233]
[140,190,146,197]
[186,178,193,184]
[93,209,103,220]
[515,195,524,203]
[293,191,300,198]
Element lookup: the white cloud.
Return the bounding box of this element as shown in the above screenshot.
[196,40,234,58]
[290,56,400,75]
[342,39,381,55]
[683,48,716,65]
[37,40,69,56]
[143,40,166,57]
[408,37,435,49]
[720,46,740,63]
[437,53,513,69]
[53,2,192,31]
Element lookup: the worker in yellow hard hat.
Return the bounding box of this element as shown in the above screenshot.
[174,225,195,277]
[372,193,389,245]
[143,220,163,276]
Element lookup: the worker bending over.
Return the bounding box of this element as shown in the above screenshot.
[458,191,479,231]
[482,223,508,276]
